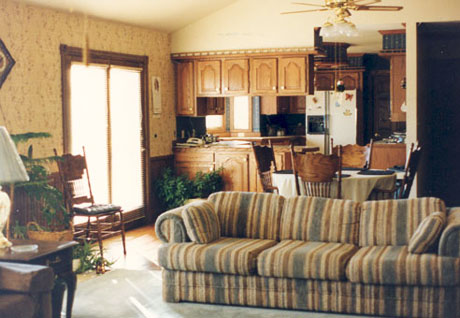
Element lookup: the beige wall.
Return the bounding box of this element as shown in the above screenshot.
[0,0,176,158]
[171,0,460,147]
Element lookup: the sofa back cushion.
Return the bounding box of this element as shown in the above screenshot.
[208,191,284,240]
[280,196,361,244]
[360,197,446,246]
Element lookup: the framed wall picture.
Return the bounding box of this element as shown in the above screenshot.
[0,39,15,89]
[151,76,161,114]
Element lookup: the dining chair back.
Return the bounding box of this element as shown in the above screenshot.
[399,142,422,199]
[290,144,342,198]
[331,138,373,169]
[252,141,278,193]
[54,147,126,261]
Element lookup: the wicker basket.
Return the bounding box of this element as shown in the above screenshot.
[27,221,73,241]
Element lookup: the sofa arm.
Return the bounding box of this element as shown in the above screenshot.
[439,207,460,257]
[155,206,190,243]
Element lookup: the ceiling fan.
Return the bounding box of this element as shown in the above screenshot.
[282,0,403,37]
[282,0,403,16]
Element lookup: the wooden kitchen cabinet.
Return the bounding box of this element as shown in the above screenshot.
[216,152,250,191]
[250,58,278,94]
[278,57,306,95]
[176,61,198,116]
[222,59,249,95]
[196,60,222,96]
[197,97,225,115]
[174,150,214,179]
[389,53,406,122]
[315,71,335,91]
[315,70,362,91]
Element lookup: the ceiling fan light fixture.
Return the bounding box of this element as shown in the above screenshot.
[319,21,335,37]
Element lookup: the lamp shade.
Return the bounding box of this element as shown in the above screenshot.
[0,127,29,184]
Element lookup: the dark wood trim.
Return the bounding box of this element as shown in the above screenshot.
[148,154,174,223]
[59,44,151,218]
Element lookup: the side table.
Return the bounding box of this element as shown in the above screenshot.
[0,239,78,318]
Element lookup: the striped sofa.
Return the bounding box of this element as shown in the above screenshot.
[155,192,460,318]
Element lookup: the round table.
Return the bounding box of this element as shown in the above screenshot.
[272,170,397,202]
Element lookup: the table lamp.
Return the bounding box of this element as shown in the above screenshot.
[0,126,29,248]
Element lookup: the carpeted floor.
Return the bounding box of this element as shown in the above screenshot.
[72,269,377,318]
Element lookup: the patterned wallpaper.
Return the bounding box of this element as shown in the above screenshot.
[0,0,175,158]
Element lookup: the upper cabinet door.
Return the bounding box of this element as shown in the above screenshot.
[196,60,221,96]
[176,61,195,116]
[278,57,306,95]
[340,71,362,90]
[315,72,335,91]
[222,59,249,95]
[250,58,278,94]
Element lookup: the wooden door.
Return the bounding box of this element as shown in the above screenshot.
[196,60,221,96]
[278,57,306,94]
[215,152,249,191]
[315,72,335,91]
[176,61,195,115]
[250,58,278,94]
[417,22,460,206]
[371,71,392,139]
[222,59,249,95]
[390,54,406,122]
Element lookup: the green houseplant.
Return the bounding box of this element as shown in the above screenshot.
[10,132,71,240]
[155,168,223,210]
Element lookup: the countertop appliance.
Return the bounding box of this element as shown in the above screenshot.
[306,90,357,153]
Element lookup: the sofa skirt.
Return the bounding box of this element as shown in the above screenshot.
[162,270,459,318]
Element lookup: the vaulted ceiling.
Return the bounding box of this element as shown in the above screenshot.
[17,0,238,32]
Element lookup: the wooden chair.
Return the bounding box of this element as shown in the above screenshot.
[398,142,422,199]
[54,147,126,260]
[290,144,342,198]
[252,141,278,193]
[367,143,422,201]
[331,138,373,169]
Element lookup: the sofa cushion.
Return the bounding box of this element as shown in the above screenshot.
[182,201,220,244]
[346,245,460,286]
[408,212,446,253]
[280,196,361,244]
[158,237,277,275]
[208,191,284,240]
[359,197,446,246]
[257,240,358,280]
[438,207,460,257]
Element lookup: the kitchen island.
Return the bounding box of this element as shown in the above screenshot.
[173,138,304,192]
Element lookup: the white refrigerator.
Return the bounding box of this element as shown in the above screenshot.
[305,90,357,154]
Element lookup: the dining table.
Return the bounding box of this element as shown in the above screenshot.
[272,169,397,202]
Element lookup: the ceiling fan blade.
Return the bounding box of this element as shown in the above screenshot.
[351,0,381,5]
[291,1,327,8]
[355,5,403,11]
[281,8,329,14]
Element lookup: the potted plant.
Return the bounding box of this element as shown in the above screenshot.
[9,132,71,241]
[155,168,223,210]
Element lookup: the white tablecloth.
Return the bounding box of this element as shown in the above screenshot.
[272,170,396,202]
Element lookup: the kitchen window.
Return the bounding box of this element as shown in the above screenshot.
[230,96,252,132]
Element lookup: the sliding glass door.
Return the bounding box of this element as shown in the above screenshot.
[69,63,144,214]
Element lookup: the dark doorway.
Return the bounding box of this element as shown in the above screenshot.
[417,22,460,206]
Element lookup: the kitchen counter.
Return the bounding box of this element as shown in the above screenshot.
[217,135,306,145]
